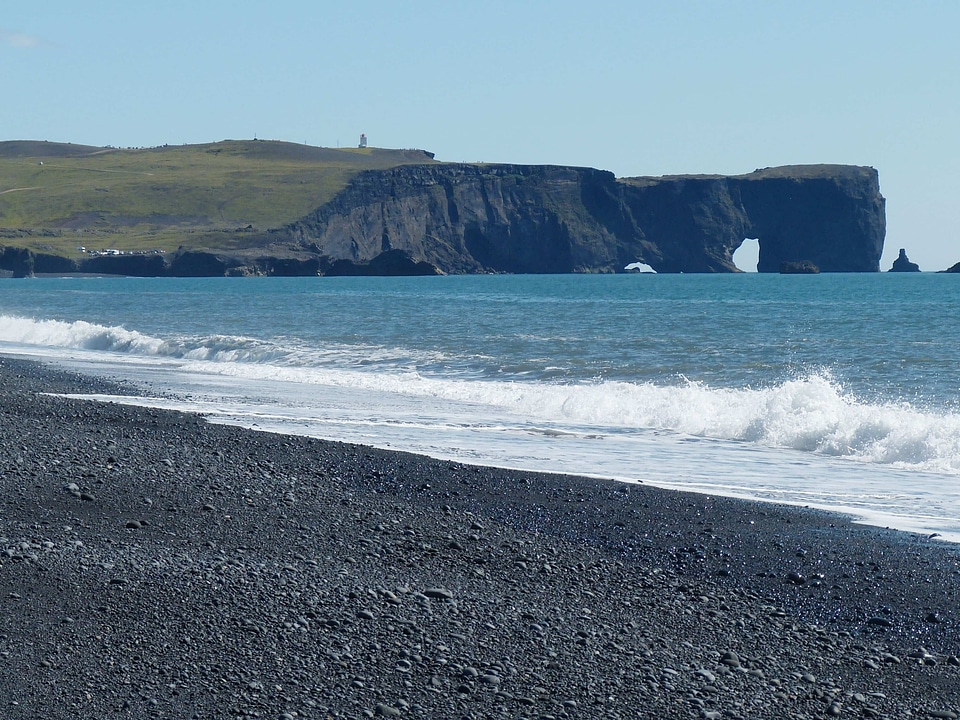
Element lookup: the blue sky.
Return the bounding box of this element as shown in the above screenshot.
[3,0,958,270]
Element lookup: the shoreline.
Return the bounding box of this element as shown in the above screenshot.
[2,355,960,718]
[57,387,960,546]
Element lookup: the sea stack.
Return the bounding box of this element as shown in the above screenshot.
[889,248,920,272]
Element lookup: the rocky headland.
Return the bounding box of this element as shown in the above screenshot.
[0,141,887,276]
[2,356,960,719]
[282,163,886,275]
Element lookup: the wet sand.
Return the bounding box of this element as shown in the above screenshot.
[1,355,959,719]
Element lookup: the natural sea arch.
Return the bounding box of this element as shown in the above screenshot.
[733,238,760,273]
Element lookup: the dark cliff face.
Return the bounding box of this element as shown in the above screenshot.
[284,163,885,274]
[735,167,886,273]
[286,164,629,274]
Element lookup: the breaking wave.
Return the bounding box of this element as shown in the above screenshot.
[0,314,440,367]
[2,313,959,475]
[200,362,960,475]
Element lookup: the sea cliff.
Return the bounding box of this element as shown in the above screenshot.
[1,151,885,276]
[283,163,885,275]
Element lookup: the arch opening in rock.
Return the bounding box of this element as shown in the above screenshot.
[733,238,760,273]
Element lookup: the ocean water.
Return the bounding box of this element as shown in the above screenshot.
[1,273,959,540]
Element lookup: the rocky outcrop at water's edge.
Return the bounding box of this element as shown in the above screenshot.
[779,260,820,274]
[889,248,921,272]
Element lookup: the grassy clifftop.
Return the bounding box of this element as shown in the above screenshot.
[0,140,436,257]
[619,163,878,188]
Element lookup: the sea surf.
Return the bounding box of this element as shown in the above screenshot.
[1,273,958,539]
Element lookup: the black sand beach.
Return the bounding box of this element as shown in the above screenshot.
[2,356,960,719]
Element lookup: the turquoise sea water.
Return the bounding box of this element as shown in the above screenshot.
[1,273,959,539]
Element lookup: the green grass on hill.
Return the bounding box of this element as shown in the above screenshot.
[0,139,436,257]
[620,164,872,188]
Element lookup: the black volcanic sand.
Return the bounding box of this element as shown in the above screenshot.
[2,357,960,719]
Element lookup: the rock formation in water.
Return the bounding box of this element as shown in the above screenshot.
[1,164,885,277]
[889,248,920,272]
[779,260,820,274]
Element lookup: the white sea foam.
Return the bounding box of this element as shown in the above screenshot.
[0,314,444,368]
[0,314,167,354]
[178,359,960,475]
[3,313,960,477]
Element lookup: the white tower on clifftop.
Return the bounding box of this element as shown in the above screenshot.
[359,133,367,148]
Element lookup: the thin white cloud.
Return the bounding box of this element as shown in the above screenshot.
[1,31,42,48]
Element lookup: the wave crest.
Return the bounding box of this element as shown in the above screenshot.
[538,374,960,473]
[2,314,958,475]
[0,314,167,354]
[188,360,960,475]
